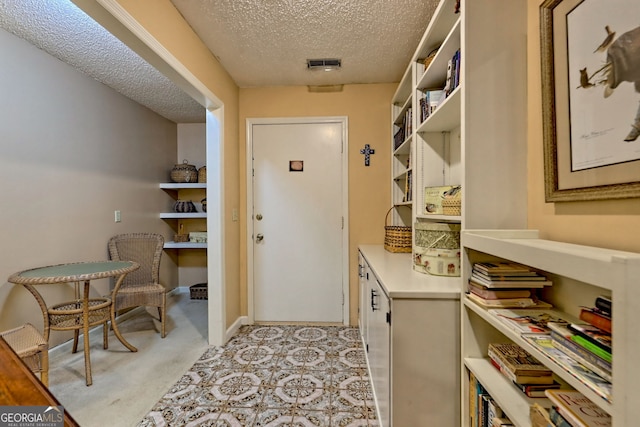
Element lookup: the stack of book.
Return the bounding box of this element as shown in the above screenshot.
[545,296,612,383]
[545,389,611,427]
[467,262,553,308]
[487,343,560,398]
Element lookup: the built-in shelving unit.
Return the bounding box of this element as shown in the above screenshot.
[383,0,531,425]
[391,0,527,236]
[160,182,207,249]
[461,229,640,427]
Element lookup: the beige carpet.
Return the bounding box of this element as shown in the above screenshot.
[48,289,210,427]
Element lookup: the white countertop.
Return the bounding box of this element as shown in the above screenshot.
[359,245,461,299]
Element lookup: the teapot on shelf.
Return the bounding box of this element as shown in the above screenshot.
[173,200,196,213]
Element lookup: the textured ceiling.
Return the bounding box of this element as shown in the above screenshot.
[0,0,205,123]
[171,0,439,87]
[1,0,438,124]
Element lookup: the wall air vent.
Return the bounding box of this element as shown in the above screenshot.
[307,58,342,71]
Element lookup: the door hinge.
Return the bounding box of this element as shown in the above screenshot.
[386,311,391,324]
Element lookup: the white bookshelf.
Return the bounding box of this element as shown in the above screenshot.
[461,229,640,427]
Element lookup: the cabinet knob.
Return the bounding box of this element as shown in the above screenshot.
[256,233,264,242]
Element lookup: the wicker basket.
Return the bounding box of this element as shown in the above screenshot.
[174,234,189,243]
[442,198,461,216]
[384,207,412,253]
[170,160,198,183]
[190,283,208,300]
[198,166,206,183]
[442,186,462,216]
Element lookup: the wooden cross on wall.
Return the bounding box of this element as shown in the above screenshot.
[360,144,375,166]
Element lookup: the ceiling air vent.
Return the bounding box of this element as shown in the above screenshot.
[307,58,341,71]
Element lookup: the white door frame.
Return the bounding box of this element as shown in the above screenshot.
[246,116,349,325]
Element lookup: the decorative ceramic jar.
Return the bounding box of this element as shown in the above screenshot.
[170,160,198,183]
[173,200,196,213]
[201,198,207,212]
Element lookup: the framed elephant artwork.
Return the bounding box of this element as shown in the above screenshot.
[541,0,640,201]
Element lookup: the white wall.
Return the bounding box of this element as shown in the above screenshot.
[0,29,181,347]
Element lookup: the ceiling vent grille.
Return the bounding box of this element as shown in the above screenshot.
[307,58,341,70]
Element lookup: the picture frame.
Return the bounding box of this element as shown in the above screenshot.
[540,0,640,202]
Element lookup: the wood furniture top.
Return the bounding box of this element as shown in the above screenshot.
[0,336,79,426]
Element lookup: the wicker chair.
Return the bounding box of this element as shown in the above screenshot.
[107,233,167,344]
[0,323,49,386]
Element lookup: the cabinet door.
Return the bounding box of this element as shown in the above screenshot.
[358,252,368,347]
[368,278,390,427]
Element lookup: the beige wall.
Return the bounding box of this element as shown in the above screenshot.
[527,0,640,253]
[239,84,395,325]
[0,29,179,347]
[114,0,243,327]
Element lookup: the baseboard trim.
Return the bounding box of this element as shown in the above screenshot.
[225,316,249,342]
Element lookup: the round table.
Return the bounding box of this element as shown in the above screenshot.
[8,261,139,386]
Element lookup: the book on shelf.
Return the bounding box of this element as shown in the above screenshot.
[544,389,612,427]
[530,403,554,427]
[522,334,612,403]
[491,418,514,427]
[571,335,612,364]
[467,281,532,299]
[578,307,612,334]
[473,269,548,281]
[469,266,551,287]
[467,292,549,309]
[488,309,581,335]
[469,276,550,289]
[487,343,553,383]
[443,57,453,95]
[513,380,561,398]
[567,324,612,354]
[486,397,504,426]
[393,127,405,150]
[473,261,535,275]
[490,357,555,384]
[444,49,461,96]
[480,394,492,427]
[594,295,612,315]
[469,371,487,427]
[547,322,612,381]
[548,406,573,427]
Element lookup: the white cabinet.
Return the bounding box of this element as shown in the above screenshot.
[461,230,640,427]
[359,246,460,427]
[160,183,207,249]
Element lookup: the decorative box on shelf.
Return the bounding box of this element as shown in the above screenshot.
[189,232,207,243]
[424,185,460,215]
[413,222,461,276]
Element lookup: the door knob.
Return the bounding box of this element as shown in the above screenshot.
[256,233,264,242]
[256,214,263,221]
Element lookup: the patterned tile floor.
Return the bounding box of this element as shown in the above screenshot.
[138,325,379,426]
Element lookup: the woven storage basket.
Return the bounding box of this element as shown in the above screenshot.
[198,166,206,183]
[190,283,208,300]
[170,160,198,183]
[384,207,412,253]
[442,186,462,216]
[442,198,461,216]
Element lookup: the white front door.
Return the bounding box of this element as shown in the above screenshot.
[249,118,346,323]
